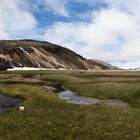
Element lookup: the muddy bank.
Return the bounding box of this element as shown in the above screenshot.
[43,82,63,92]
[0,93,22,112]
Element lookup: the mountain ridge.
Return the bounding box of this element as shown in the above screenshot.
[0,39,117,70]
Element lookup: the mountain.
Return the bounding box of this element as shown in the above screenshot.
[0,57,12,70]
[0,39,116,70]
[88,59,118,70]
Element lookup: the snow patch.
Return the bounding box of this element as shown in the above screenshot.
[7,67,68,71]
[35,61,41,67]
[19,47,30,56]
[18,63,22,66]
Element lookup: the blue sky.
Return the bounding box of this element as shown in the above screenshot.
[31,0,108,35]
[0,0,140,68]
[34,1,108,29]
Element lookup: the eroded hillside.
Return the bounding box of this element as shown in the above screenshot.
[0,40,116,70]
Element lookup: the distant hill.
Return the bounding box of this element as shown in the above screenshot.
[88,59,118,70]
[0,39,117,70]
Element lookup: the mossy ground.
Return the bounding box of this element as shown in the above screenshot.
[0,70,140,140]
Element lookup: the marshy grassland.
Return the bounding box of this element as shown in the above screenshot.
[0,70,140,140]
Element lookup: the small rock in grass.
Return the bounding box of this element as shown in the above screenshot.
[19,106,24,111]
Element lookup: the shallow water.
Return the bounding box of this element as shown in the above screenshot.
[57,90,127,106]
[0,93,22,112]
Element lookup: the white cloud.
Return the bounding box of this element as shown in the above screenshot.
[0,0,140,68]
[44,0,140,68]
[0,0,37,39]
[42,0,69,16]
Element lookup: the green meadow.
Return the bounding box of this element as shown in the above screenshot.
[0,70,140,140]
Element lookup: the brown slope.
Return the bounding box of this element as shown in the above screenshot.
[88,59,118,70]
[0,39,116,70]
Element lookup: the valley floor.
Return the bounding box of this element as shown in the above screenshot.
[0,70,140,140]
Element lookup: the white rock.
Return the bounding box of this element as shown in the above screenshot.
[19,106,25,111]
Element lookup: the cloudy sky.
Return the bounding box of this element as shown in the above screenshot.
[0,0,140,68]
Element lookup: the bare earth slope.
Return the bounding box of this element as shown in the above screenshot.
[0,39,116,70]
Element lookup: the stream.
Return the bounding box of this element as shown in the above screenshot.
[57,90,127,106]
[0,93,22,112]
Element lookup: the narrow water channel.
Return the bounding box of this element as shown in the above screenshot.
[0,93,22,112]
[57,90,127,106]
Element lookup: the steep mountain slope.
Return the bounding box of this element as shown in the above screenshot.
[0,57,11,70]
[88,59,118,70]
[0,40,116,70]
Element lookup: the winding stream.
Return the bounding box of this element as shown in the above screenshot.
[57,90,127,106]
[0,93,22,112]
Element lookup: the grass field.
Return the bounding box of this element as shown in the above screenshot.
[0,70,140,140]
